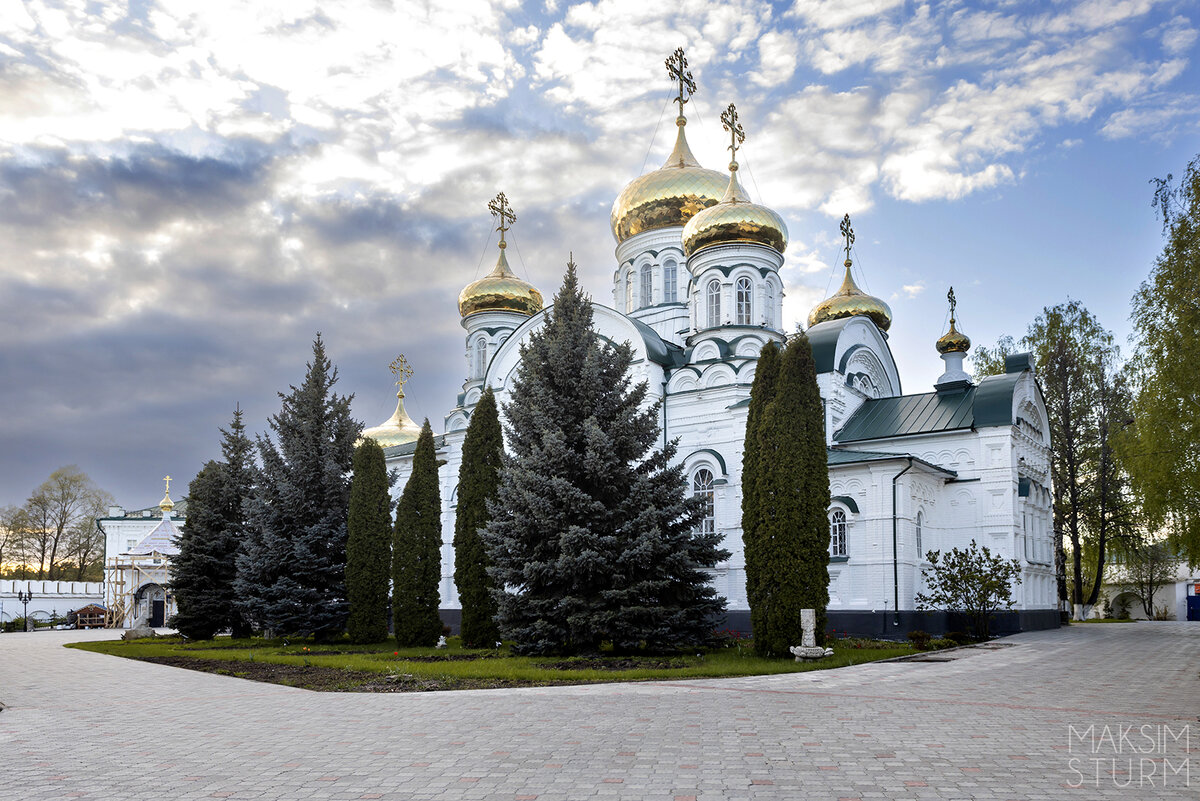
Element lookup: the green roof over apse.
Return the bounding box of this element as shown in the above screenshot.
[834,372,1023,443]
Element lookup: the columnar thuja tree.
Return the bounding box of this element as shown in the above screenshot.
[483,260,727,655]
[171,407,256,640]
[453,386,502,648]
[741,340,780,650]
[346,438,393,643]
[235,335,360,638]
[744,333,830,656]
[392,420,444,647]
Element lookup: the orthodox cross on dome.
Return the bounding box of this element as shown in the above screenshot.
[840,213,855,260]
[390,354,413,395]
[162,475,171,495]
[488,192,516,249]
[947,286,958,324]
[665,47,696,119]
[721,103,745,168]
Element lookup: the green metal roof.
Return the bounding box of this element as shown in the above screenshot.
[834,372,1022,443]
[826,447,957,476]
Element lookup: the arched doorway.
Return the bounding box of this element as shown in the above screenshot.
[134,583,168,627]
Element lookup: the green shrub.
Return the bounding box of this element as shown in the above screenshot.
[907,630,932,650]
[929,638,957,650]
[945,630,972,645]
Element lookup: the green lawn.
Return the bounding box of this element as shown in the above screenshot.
[68,635,914,692]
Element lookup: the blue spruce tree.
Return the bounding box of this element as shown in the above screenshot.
[234,335,360,638]
[483,259,727,655]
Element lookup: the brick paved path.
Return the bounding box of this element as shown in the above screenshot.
[1,622,1196,800]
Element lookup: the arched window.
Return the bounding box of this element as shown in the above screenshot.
[474,337,487,378]
[640,264,653,308]
[706,280,721,327]
[736,277,752,325]
[829,509,847,557]
[915,511,924,559]
[625,271,633,313]
[663,260,677,303]
[764,283,775,328]
[692,468,715,535]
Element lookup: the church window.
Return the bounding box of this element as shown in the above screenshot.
[474,338,487,379]
[692,468,715,535]
[625,271,633,313]
[736,277,752,325]
[663,259,677,303]
[915,511,924,559]
[829,509,847,557]
[706,280,721,327]
[640,264,653,308]
[764,283,774,327]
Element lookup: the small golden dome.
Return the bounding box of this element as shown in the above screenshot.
[936,297,971,353]
[458,246,543,319]
[610,118,729,243]
[808,260,893,331]
[682,165,788,256]
[360,392,422,448]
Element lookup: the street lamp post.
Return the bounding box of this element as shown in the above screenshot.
[16,589,33,631]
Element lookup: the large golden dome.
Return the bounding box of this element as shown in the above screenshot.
[808,260,893,331]
[458,245,543,318]
[360,391,422,448]
[681,166,788,256]
[610,117,728,243]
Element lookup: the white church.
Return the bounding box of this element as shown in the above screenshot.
[365,55,1058,636]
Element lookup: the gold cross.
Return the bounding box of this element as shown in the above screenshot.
[390,354,413,392]
[721,103,745,164]
[665,47,695,118]
[487,192,516,248]
[840,213,855,259]
[947,287,957,323]
[162,475,171,494]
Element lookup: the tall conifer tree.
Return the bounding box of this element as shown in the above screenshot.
[171,406,254,639]
[234,335,359,638]
[453,387,502,647]
[483,260,727,655]
[346,438,393,643]
[754,334,830,656]
[741,339,781,645]
[392,420,444,646]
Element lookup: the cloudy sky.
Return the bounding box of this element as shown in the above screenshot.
[1,0,1197,508]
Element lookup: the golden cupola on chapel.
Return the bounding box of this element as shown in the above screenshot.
[807,214,892,332]
[458,192,543,318]
[610,49,729,243]
[681,103,788,257]
[359,355,422,448]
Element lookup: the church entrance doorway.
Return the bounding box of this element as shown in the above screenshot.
[151,599,165,627]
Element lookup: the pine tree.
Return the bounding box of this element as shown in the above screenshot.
[753,334,830,656]
[483,260,727,655]
[741,339,781,647]
[170,406,254,640]
[170,461,229,640]
[346,438,393,643]
[392,420,444,647]
[234,335,360,638]
[453,386,502,647]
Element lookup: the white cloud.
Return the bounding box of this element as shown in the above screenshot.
[901,282,925,298]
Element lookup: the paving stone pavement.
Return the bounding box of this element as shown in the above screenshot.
[1,622,1196,801]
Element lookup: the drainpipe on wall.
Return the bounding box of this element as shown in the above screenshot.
[891,457,914,628]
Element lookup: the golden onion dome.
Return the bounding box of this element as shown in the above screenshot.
[681,164,788,256]
[359,391,422,448]
[937,313,971,354]
[610,117,729,243]
[808,259,893,331]
[458,245,543,319]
